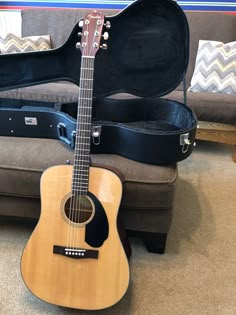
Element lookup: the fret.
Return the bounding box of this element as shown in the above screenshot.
[72,185,88,189]
[72,182,89,186]
[74,156,90,159]
[75,136,91,139]
[73,163,90,167]
[73,160,90,164]
[72,174,89,178]
[72,174,89,179]
[74,153,90,157]
[73,159,90,163]
[76,129,91,133]
[75,144,90,147]
[74,152,90,155]
[75,123,91,126]
[78,114,92,117]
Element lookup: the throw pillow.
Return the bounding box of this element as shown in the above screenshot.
[0,33,51,54]
[188,40,236,95]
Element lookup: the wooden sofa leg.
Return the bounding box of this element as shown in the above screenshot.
[233,146,236,163]
[143,232,167,254]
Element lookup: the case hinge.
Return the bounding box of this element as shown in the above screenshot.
[91,126,102,145]
[180,133,191,153]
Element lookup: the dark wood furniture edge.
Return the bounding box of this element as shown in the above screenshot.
[196,121,236,163]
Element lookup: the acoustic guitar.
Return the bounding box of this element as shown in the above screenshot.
[20,11,130,310]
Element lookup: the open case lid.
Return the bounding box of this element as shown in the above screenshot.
[95,0,189,97]
[0,0,189,98]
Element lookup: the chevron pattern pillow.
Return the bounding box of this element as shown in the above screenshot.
[188,40,236,95]
[0,33,51,54]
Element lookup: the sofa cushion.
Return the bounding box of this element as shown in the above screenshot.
[0,33,51,54]
[0,81,79,103]
[164,90,236,125]
[184,12,236,89]
[188,40,236,95]
[0,137,177,211]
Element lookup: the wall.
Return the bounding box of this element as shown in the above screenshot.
[0,0,235,37]
[0,0,235,12]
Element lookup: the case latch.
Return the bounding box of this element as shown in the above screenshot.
[180,133,191,153]
[91,126,102,145]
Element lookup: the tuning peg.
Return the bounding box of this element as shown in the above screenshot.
[75,42,81,49]
[78,20,84,28]
[100,44,107,50]
[78,32,82,37]
[104,21,111,29]
[102,32,109,40]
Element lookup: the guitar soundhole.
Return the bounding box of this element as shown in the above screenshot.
[63,195,95,225]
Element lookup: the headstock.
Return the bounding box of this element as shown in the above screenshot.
[76,11,111,57]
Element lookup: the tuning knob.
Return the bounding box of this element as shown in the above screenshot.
[100,44,108,50]
[75,42,81,49]
[102,32,109,40]
[78,32,82,37]
[78,20,84,28]
[104,21,111,29]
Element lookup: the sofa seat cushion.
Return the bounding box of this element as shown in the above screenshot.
[0,137,177,211]
[0,81,79,103]
[164,90,236,125]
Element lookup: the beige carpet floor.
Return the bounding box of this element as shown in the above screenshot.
[0,141,236,315]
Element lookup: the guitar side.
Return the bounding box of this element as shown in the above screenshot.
[20,165,130,310]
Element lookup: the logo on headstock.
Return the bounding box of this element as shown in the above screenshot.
[88,13,102,19]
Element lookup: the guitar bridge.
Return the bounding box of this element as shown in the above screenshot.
[53,245,99,259]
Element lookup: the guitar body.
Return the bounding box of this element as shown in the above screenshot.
[21,165,129,310]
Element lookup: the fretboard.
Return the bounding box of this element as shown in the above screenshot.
[72,56,95,195]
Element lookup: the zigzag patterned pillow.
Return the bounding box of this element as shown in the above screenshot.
[188,40,236,95]
[0,33,51,54]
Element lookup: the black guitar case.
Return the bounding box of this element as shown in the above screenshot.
[0,0,197,165]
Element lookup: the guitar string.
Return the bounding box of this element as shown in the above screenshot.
[66,76,80,249]
[75,57,92,250]
[67,17,102,251]
[67,53,86,250]
[74,29,95,250]
[75,25,97,251]
[74,56,87,250]
[78,56,89,247]
[75,55,87,250]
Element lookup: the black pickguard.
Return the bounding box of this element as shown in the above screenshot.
[85,192,109,248]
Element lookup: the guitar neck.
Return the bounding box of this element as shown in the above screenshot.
[72,56,95,195]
